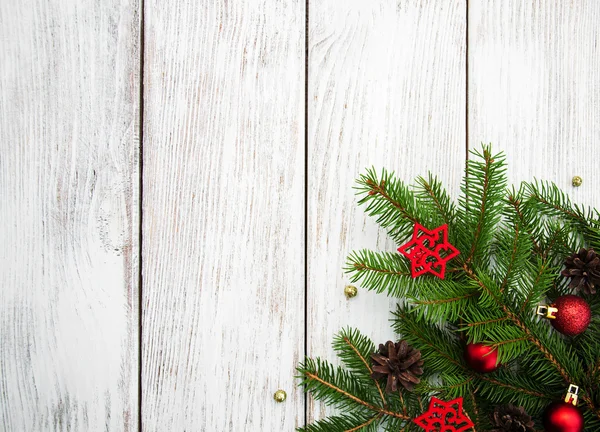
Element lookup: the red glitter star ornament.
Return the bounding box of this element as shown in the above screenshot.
[413,397,474,432]
[398,223,459,279]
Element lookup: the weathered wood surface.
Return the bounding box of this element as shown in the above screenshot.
[3,0,600,430]
[469,1,600,207]
[0,0,140,430]
[307,0,466,423]
[141,1,305,430]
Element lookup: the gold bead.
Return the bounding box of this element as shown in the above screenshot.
[273,389,287,402]
[344,285,358,299]
[572,176,582,187]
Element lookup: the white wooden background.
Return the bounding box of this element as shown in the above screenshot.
[1,1,599,430]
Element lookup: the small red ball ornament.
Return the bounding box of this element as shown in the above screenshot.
[464,343,498,373]
[542,401,584,432]
[550,295,591,336]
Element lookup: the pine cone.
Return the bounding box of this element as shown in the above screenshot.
[370,340,423,393]
[490,404,535,432]
[561,248,600,294]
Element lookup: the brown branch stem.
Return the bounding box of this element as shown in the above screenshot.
[414,292,478,305]
[304,372,410,420]
[367,181,419,225]
[345,413,382,432]
[342,337,387,407]
[465,151,493,265]
[420,179,452,226]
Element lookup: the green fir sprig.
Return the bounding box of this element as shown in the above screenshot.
[298,145,600,431]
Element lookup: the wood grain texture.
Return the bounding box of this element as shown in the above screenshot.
[141,1,305,430]
[469,1,600,206]
[307,0,466,422]
[0,0,140,430]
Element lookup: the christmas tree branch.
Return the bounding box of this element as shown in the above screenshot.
[466,316,510,327]
[467,392,480,432]
[415,174,456,228]
[355,168,427,244]
[540,225,573,262]
[346,250,433,298]
[303,371,410,420]
[465,151,494,266]
[508,193,575,264]
[398,309,549,401]
[581,395,600,420]
[341,336,387,406]
[498,222,523,294]
[477,376,547,399]
[414,292,478,305]
[519,259,552,314]
[463,266,600,422]
[345,413,382,432]
[463,264,572,382]
[490,336,529,348]
[507,194,543,256]
[459,146,507,268]
[365,179,419,225]
[525,181,595,225]
[302,146,600,430]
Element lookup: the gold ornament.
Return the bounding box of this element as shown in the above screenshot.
[572,176,583,187]
[273,389,287,402]
[536,305,558,320]
[565,384,579,406]
[344,285,358,299]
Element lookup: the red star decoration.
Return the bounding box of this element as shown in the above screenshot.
[398,223,459,279]
[413,397,474,432]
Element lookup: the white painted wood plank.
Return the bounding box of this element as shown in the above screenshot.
[0,1,140,430]
[307,0,466,422]
[469,1,600,207]
[141,1,305,430]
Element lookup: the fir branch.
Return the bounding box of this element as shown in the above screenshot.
[298,358,381,412]
[524,180,600,227]
[419,376,475,400]
[345,414,382,432]
[304,145,600,430]
[507,192,543,256]
[414,292,477,305]
[581,395,600,423]
[460,308,511,346]
[410,286,479,323]
[333,329,386,406]
[465,265,582,404]
[518,258,554,314]
[476,371,555,414]
[345,250,412,298]
[393,307,465,374]
[466,316,509,327]
[463,264,576,381]
[466,392,481,432]
[302,369,408,419]
[297,413,381,432]
[459,145,507,267]
[524,180,600,251]
[414,173,456,229]
[355,168,426,244]
[394,306,554,408]
[491,212,534,297]
[477,376,547,399]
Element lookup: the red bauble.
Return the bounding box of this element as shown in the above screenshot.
[464,343,498,373]
[542,401,584,432]
[550,295,591,336]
